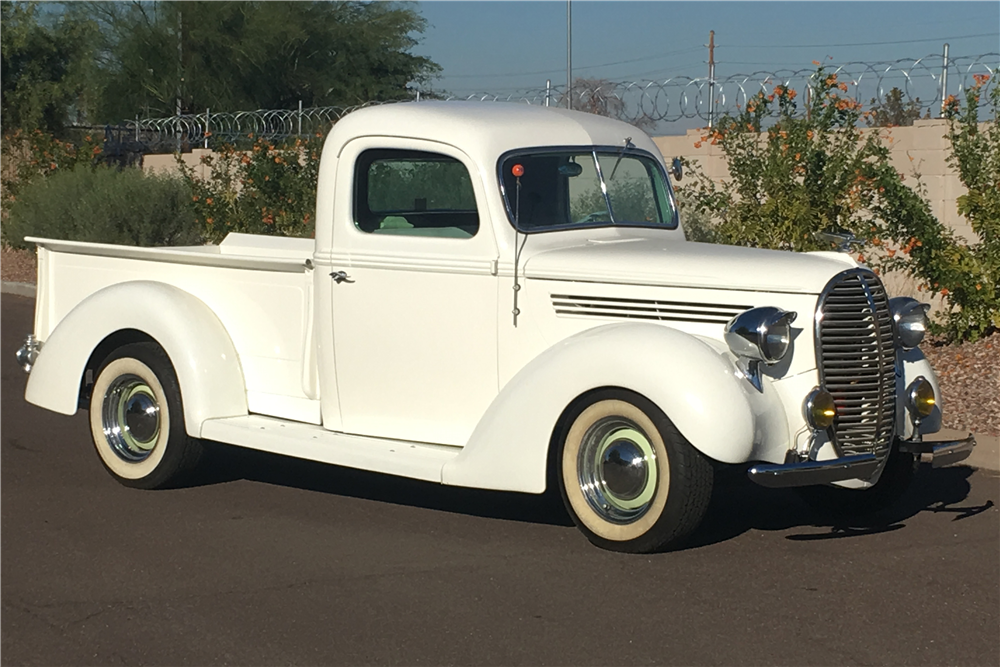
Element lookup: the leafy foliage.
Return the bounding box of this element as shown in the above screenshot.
[177,136,322,243]
[1,1,100,134]
[865,87,926,127]
[80,1,440,122]
[937,75,1000,339]
[678,65,998,341]
[4,164,200,249]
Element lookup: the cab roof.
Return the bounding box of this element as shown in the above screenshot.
[326,101,661,167]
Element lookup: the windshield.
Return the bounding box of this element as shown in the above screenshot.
[499,149,677,233]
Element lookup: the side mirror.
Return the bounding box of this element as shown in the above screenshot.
[670,157,683,181]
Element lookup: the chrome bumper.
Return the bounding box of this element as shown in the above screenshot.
[748,454,880,488]
[748,435,977,488]
[898,434,977,468]
[15,334,42,373]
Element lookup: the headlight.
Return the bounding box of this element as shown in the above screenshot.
[906,376,936,418]
[804,388,837,429]
[724,307,797,364]
[890,297,930,350]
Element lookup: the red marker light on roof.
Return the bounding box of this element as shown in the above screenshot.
[511,164,524,177]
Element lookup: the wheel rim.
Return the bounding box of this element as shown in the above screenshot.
[578,417,658,524]
[102,374,161,462]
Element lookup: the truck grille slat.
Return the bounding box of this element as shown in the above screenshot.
[817,270,897,458]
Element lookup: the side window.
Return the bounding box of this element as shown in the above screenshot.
[354,149,479,238]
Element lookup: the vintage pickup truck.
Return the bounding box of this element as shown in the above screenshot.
[17,102,975,553]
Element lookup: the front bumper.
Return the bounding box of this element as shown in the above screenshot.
[747,435,977,488]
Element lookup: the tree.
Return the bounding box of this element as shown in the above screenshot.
[1,1,100,134]
[79,1,441,122]
[865,87,925,127]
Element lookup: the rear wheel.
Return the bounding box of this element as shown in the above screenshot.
[556,389,714,553]
[89,342,203,489]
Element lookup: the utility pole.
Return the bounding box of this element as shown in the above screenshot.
[707,30,716,129]
[567,1,573,110]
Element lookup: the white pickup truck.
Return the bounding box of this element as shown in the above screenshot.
[17,102,974,553]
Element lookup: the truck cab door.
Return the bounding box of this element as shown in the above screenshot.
[327,138,499,447]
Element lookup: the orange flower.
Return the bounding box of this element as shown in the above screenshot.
[806,130,814,140]
[206,217,214,224]
[693,141,703,149]
[206,197,214,205]
[973,73,990,86]
[812,60,820,66]
[838,82,848,92]
[940,288,950,296]
[788,89,797,100]
[193,195,200,202]
[241,154,250,164]
[49,162,56,169]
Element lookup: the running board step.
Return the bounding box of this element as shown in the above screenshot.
[200,415,461,483]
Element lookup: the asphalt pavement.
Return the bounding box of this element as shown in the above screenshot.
[3,292,998,666]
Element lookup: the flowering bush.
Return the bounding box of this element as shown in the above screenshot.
[1,128,103,244]
[936,75,999,340]
[679,65,998,341]
[178,135,322,243]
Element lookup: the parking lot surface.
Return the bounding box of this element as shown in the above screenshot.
[3,293,998,666]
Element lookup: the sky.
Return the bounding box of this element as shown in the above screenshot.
[410,1,999,133]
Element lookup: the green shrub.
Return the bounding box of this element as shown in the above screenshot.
[5,164,200,249]
[678,64,999,341]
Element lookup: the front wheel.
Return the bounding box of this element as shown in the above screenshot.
[556,389,714,553]
[89,342,203,489]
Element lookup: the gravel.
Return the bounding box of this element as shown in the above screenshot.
[4,244,997,436]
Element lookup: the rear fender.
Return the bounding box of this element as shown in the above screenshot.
[25,281,247,437]
[442,322,760,493]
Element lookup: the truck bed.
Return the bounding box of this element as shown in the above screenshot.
[29,233,321,424]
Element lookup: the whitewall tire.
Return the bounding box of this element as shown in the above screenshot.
[557,389,714,553]
[89,342,202,489]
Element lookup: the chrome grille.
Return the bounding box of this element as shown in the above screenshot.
[816,270,897,458]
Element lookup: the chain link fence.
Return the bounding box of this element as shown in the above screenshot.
[83,51,997,157]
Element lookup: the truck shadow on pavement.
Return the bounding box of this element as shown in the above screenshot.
[191,442,994,548]
[686,462,994,549]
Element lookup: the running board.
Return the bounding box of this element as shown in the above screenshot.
[200,415,461,483]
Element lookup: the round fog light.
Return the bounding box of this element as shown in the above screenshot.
[906,377,936,418]
[805,388,837,429]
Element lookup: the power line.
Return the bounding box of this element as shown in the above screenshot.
[724,32,999,49]
[441,46,702,79]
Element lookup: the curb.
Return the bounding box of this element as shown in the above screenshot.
[2,281,36,298]
[2,280,996,472]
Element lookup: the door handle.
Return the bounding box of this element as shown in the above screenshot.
[330,270,354,284]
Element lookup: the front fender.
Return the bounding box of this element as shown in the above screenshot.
[25,281,247,437]
[442,322,759,493]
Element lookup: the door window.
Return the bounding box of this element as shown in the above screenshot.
[354,149,479,238]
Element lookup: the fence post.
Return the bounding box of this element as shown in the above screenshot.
[298,100,303,136]
[135,115,139,142]
[204,108,210,149]
[546,79,552,107]
[939,43,950,116]
[707,30,716,129]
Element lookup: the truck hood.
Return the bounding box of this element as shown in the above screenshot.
[523,237,857,294]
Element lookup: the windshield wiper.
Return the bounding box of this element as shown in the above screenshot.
[609,136,634,181]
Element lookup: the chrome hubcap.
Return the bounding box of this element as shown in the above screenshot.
[578,417,658,524]
[102,374,160,462]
